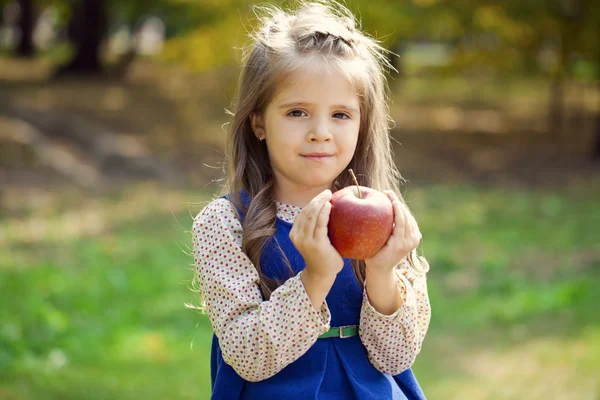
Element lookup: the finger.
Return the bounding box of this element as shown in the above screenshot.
[391,197,407,238]
[385,190,404,230]
[304,200,330,239]
[302,189,331,237]
[387,192,416,238]
[319,189,333,202]
[384,190,399,204]
[407,218,421,249]
[289,216,302,244]
[305,189,332,214]
[404,211,416,240]
[383,190,396,211]
[293,190,331,236]
[290,209,308,245]
[405,210,421,240]
[314,201,332,241]
[302,206,318,238]
[413,220,423,243]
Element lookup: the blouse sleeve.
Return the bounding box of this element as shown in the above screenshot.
[192,198,331,382]
[358,253,431,375]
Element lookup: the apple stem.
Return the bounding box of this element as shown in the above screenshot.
[348,169,361,199]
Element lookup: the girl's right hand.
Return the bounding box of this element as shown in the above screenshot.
[290,189,344,279]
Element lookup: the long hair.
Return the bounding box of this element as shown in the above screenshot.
[221,0,428,299]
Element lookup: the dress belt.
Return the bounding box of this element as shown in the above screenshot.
[318,325,358,339]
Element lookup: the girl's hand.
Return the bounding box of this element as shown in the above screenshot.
[290,190,344,279]
[364,191,422,273]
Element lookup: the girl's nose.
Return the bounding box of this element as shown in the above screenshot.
[308,118,332,142]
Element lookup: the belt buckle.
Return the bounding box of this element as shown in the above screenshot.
[339,325,354,339]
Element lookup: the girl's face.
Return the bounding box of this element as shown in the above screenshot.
[252,63,361,205]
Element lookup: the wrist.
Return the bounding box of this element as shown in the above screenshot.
[365,265,396,282]
[302,266,337,285]
[364,268,404,314]
[300,267,336,312]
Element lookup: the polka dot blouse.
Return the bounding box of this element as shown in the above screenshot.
[192,198,431,381]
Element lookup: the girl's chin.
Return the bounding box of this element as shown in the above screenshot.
[296,176,338,188]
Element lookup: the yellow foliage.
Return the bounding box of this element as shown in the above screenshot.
[161,15,256,72]
[474,5,536,47]
[412,0,438,7]
[474,6,507,30]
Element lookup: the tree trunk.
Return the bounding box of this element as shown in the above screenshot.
[16,0,35,57]
[57,0,107,75]
[594,34,600,160]
[549,76,564,139]
[595,84,600,159]
[548,23,570,141]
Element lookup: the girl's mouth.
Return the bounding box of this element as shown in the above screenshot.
[301,153,333,161]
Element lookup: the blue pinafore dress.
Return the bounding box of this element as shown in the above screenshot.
[209,192,426,399]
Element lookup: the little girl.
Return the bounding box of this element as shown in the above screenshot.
[192,1,431,399]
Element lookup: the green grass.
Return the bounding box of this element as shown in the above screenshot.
[0,185,214,399]
[1,182,599,399]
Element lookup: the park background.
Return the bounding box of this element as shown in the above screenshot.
[1,0,599,399]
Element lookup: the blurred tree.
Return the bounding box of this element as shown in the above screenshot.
[594,11,600,159]
[16,0,34,57]
[53,0,241,76]
[56,0,107,75]
[580,0,600,159]
[546,0,586,140]
[0,0,39,57]
[343,0,465,77]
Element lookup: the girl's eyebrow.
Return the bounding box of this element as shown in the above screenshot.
[278,101,359,113]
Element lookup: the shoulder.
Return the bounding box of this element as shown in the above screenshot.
[196,196,235,216]
[192,197,242,239]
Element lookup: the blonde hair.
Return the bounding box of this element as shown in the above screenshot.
[221,0,427,299]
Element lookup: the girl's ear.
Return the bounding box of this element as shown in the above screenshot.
[250,113,266,141]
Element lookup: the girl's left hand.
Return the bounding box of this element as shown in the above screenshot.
[364,191,422,273]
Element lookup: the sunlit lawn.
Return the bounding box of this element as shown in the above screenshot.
[1,181,599,399]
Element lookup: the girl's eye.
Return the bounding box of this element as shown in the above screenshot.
[333,112,351,120]
[287,110,307,117]
[287,110,351,119]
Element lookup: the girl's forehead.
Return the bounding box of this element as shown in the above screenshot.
[273,60,364,103]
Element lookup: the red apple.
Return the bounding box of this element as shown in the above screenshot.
[327,172,394,260]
